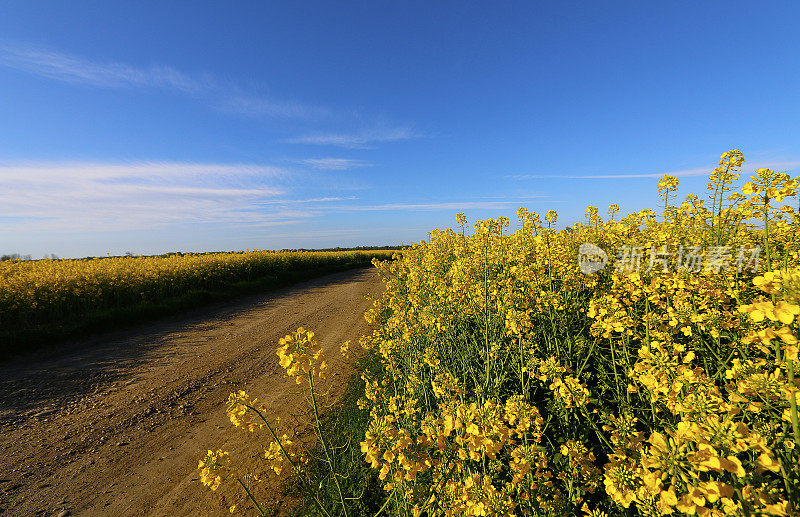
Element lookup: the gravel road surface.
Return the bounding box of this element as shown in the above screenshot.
[0,267,383,516]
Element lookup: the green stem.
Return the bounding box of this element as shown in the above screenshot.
[562,381,614,452]
[763,205,772,271]
[247,403,332,517]
[609,337,621,400]
[735,487,753,517]
[787,359,800,449]
[237,477,267,517]
[546,230,553,292]
[777,461,795,505]
[309,373,351,517]
[372,488,397,517]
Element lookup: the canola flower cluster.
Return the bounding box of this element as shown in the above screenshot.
[0,249,391,344]
[199,328,338,516]
[199,449,231,492]
[277,327,328,385]
[352,151,800,515]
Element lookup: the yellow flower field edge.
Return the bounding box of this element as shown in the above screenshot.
[198,150,800,516]
[0,249,394,357]
[355,151,799,516]
[200,328,389,516]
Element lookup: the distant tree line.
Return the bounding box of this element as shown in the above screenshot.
[149,245,405,259]
[0,246,404,261]
[1,253,60,261]
[279,245,405,253]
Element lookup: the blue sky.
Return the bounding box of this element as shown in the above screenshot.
[1,1,799,257]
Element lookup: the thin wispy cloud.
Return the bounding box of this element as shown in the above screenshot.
[282,127,422,149]
[507,161,800,180]
[261,226,433,242]
[257,228,368,241]
[217,94,329,120]
[0,161,301,232]
[323,200,542,212]
[0,44,205,92]
[256,196,358,204]
[6,161,288,181]
[0,42,323,119]
[296,158,373,170]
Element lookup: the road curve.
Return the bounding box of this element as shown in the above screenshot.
[0,267,384,516]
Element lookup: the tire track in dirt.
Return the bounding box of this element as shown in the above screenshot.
[0,267,383,516]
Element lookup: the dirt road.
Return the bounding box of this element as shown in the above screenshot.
[0,267,383,516]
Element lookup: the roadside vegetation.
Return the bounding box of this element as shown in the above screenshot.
[0,249,394,357]
[201,150,800,516]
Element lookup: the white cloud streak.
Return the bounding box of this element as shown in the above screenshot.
[507,161,800,180]
[6,161,287,181]
[0,44,205,92]
[0,162,300,232]
[256,196,358,205]
[322,200,543,212]
[295,158,373,170]
[282,127,421,148]
[217,94,330,120]
[0,43,322,119]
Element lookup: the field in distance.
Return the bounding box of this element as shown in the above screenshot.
[0,248,397,357]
